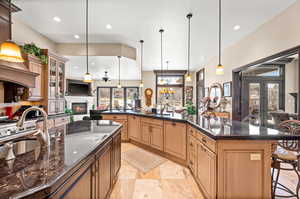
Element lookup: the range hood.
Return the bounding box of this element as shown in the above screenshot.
[0,59,38,88]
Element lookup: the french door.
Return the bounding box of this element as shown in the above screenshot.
[241,78,284,127]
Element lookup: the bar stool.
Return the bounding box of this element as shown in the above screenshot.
[272,120,300,198]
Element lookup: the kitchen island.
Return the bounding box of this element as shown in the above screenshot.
[0,120,122,199]
[102,110,300,199]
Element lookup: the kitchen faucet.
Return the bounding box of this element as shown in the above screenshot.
[16,107,50,146]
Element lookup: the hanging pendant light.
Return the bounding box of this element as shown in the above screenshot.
[186,13,193,82]
[139,40,144,88]
[216,0,224,75]
[0,0,24,63]
[83,0,92,82]
[159,29,165,85]
[117,56,122,88]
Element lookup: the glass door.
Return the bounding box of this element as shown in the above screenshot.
[97,88,111,110]
[57,62,65,98]
[112,88,124,110]
[49,58,57,99]
[125,88,139,110]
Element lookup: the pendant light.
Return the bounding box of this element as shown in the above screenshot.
[186,13,192,82]
[0,0,24,63]
[139,40,144,88]
[159,29,165,85]
[83,0,92,82]
[216,0,224,75]
[117,56,122,88]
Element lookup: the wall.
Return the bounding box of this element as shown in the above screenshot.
[12,18,57,52]
[285,58,299,113]
[200,1,300,87]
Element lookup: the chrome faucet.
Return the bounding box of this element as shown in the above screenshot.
[16,107,50,146]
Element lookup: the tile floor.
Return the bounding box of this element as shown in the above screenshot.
[109,143,204,199]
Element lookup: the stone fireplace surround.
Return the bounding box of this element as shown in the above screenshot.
[65,96,94,121]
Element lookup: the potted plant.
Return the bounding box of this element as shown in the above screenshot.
[21,43,48,64]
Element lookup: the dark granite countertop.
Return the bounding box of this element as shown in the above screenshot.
[102,110,300,140]
[0,120,121,199]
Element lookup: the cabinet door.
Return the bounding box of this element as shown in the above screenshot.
[114,119,128,141]
[164,121,187,160]
[28,61,43,101]
[141,122,150,145]
[188,136,197,174]
[150,125,163,151]
[128,115,141,141]
[112,132,121,183]
[57,61,65,99]
[48,100,57,115]
[197,143,216,199]
[97,143,112,199]
[48,58,57,99]
[63,168,92,199]
[57,99,65,114]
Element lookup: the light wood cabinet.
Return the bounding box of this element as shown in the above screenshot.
[164,121,187,160]
[128,115,141,141]
[43,50,68,115]
[97,142,112,199]
[197,142,216,199]
[102,115,128,141]
[149,125,163,151]
[63,168,92,199]
[141,122,151,145]
[23,54,44,101]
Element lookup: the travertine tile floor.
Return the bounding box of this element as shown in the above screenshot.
[110,143,204,199]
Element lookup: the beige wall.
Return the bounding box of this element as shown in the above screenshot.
[200,1,300,87]
[285,58,298,113]
[12,18,57,52]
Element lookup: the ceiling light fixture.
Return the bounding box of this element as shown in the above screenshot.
[0,0,24,63]
[216,0,224,75]
[117,56,122,88]
[233,25,241,31]
[74,34,80,39]
[83,0,92,82]
[159,29,165,85]
[186,13,193,82]
[53,16,61,22]
[106,24,112,29]
[139,40,144,88]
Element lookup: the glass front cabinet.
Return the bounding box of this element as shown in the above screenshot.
[43,50,68,115]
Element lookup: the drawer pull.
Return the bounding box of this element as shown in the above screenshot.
[190,142,193,147]
[172,122,176,126]
[113,116,117,119]
[202,138,207,143]
[190,160,193,165]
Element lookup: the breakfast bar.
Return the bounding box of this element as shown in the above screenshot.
[102,111,299,198]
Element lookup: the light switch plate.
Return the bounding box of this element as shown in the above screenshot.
[250,153,261,161]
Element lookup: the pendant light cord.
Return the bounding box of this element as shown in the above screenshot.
[187,13,192,75]
[218,0,222,66]
[86,0,89,73]
[9,0,12,40]
[118,56,121,85]
[140,40,144,83]
[159,29,164,79]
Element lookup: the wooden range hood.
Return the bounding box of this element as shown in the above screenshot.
[0,59,38,88]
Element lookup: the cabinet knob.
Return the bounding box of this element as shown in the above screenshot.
[190,142,193,147]
[189,160,193,165]
[172,122,176,126]
[202,138,207,143]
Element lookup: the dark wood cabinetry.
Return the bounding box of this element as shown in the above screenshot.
[50,130,121,199]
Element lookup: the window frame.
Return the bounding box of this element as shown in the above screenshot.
[97,86,139,110]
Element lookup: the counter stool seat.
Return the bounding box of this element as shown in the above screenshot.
[273,148,298,161]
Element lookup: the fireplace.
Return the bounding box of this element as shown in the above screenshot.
[72,103,88,115]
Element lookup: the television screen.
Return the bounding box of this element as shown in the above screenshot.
[68,83,90,96]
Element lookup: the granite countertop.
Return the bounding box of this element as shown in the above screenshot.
[102,110,300,140]
[0,120,121,199]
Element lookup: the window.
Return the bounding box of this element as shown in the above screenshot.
[196,69,205,118]
[155,71,185,108]
[97,87,139,110]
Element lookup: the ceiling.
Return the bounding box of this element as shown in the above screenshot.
[13,0,296,72]
[65,56,139,80]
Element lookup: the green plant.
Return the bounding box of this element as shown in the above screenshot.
[22,43,48,64]
[65,108,74,122]
[185,101,196,115]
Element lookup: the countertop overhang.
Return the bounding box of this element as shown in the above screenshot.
[101,110,300,140]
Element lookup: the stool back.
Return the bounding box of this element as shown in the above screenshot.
[278,120,300,152]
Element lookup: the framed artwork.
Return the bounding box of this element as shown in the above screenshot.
[223,81,232,97]
[204,87,209,97]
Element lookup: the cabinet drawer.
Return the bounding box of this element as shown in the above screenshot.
[103,114,127,120]
[188,152,197,174]
[141,117,163,126]
[55,116,70,126]
[188,135,197,154]
[196,131,216,153]
[188,126,198,138]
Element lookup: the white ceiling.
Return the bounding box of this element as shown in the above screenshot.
[13,0,296,72]
[65,56,139,80]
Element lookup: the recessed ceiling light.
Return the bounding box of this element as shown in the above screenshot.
[106,24,112,29]
[74,34,80,39]
[233,25,241,31]
[91,62,95,65]
[53,16,61,22]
